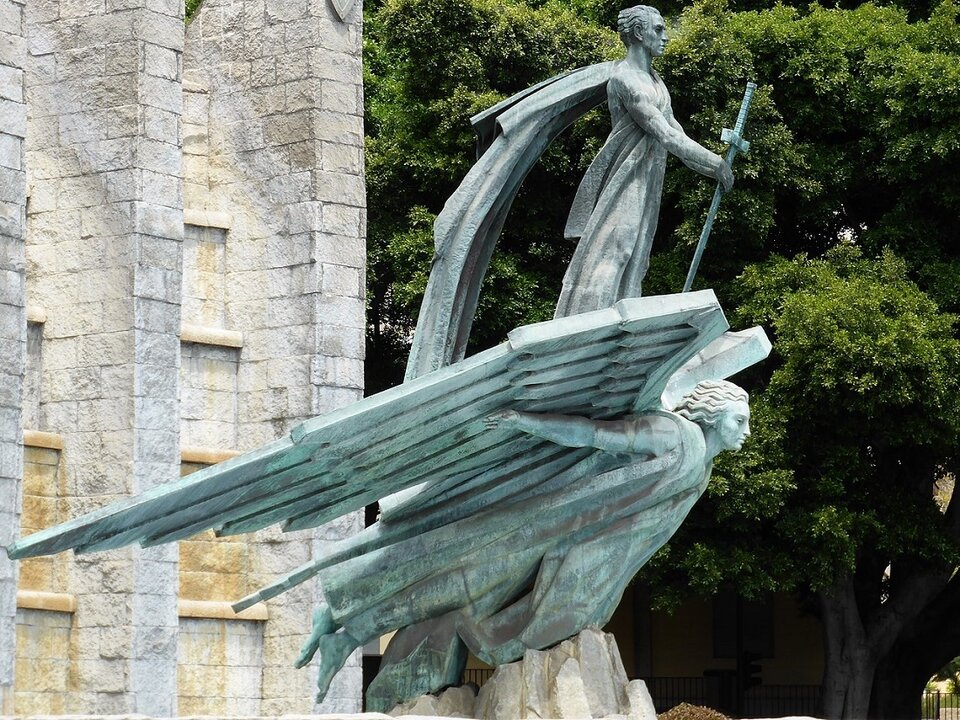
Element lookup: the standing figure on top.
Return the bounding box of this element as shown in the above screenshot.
[556,5,734,317]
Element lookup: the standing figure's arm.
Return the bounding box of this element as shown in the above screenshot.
[484,410,680,456]
[616,75,733,192]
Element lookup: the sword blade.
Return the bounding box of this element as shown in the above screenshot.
[682,81,757,293]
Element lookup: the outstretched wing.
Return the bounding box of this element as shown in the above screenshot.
[7,291,728,562]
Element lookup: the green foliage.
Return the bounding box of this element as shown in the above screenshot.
[638,246,960,608]
[364,9,960,661]
[657,0,960,303]
[185,0,203,21]
[934,657,960,691]
[364,0,621,390]
[365,0,960,391]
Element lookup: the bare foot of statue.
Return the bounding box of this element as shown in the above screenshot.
[315,629,360,702]
[295,603,335,668]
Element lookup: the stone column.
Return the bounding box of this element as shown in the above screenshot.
[184,0,365,710]
[24,0,183,713]
[0,0,26,713]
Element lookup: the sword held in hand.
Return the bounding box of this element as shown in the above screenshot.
[682,81,757,293]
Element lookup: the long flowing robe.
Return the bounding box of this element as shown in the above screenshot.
[404,63,614,380]
[555,68,672,317]
[318,411,710,664]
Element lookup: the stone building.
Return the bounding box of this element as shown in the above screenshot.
[0,0,366,713]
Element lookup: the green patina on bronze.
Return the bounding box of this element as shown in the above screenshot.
[8,292,770,709]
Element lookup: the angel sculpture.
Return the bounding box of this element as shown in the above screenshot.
[407,3,748,379]
[7,292,770,711]
[294,379,751,701]
[556,4,733,316]
[6,4,766,711]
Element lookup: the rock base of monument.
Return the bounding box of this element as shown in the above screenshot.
[388,627,658,720]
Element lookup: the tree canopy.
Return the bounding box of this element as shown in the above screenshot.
[364,0,960,390]
[363,0,960,715]
[639,245,960,717]
[643,245,960,597]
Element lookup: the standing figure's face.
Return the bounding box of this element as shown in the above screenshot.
[640,12,669,57]
[716,400,751,451]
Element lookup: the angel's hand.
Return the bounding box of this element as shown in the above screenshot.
[483,409,520,430]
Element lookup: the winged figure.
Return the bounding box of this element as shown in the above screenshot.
[8,291,770,709]
[406,4,735,380]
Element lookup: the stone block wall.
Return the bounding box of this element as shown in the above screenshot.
[182,223,228,329]
[9,0,367,711]
[22,0,185,712]
[177,617,264,715]
[13,608,71,715]
[180,341,240,449]
[0,0,26,711]
[17,443,66,595]
[182,0,366,438]
[178,0,367,712]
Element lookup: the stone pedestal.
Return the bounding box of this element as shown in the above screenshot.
[389,628,658,720]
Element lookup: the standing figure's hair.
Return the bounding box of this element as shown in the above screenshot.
[617,5,660,46]
[674,379,749,427]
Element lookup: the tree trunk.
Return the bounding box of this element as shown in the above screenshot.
[820,583,878,720]
[870,651,931,720]
[869,572,960,720]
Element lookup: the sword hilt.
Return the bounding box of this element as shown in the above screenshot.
[720,81,756,155]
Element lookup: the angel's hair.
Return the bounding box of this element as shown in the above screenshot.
[617,6,660,46]
[674,380,748,428]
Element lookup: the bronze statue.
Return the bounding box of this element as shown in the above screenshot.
[5,4,766,712]
[295,380,750,704]
[406,4,737,379]
[557,5,733,315]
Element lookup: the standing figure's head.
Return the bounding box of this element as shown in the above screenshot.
[617,5,668,57]
[674,379,751,452]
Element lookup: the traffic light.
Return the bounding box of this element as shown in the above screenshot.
[738,650,763,691]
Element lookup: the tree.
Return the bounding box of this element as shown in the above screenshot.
[654,0,960,305]
[363,3,960,714]
[638,245,960,720]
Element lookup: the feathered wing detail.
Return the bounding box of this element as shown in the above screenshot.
[234,295,766,611]
[7,292,743,576]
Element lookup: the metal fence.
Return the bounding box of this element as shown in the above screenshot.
[643,676,723,712]
[923,691,960,720]
[461,667,495,687]
[742,684,821,718]
[642,676,820,718]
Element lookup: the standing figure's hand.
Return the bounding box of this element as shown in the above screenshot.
[716,159,734,193]
[484,409,520,430]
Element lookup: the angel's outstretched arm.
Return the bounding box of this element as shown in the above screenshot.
[484,410,679,456]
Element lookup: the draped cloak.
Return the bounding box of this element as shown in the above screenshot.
[317,411,710,665]
[405,63,614,380]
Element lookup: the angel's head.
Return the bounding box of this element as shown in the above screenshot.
[675,379,750,451]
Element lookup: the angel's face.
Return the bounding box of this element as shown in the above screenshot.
[716,400,751,451]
